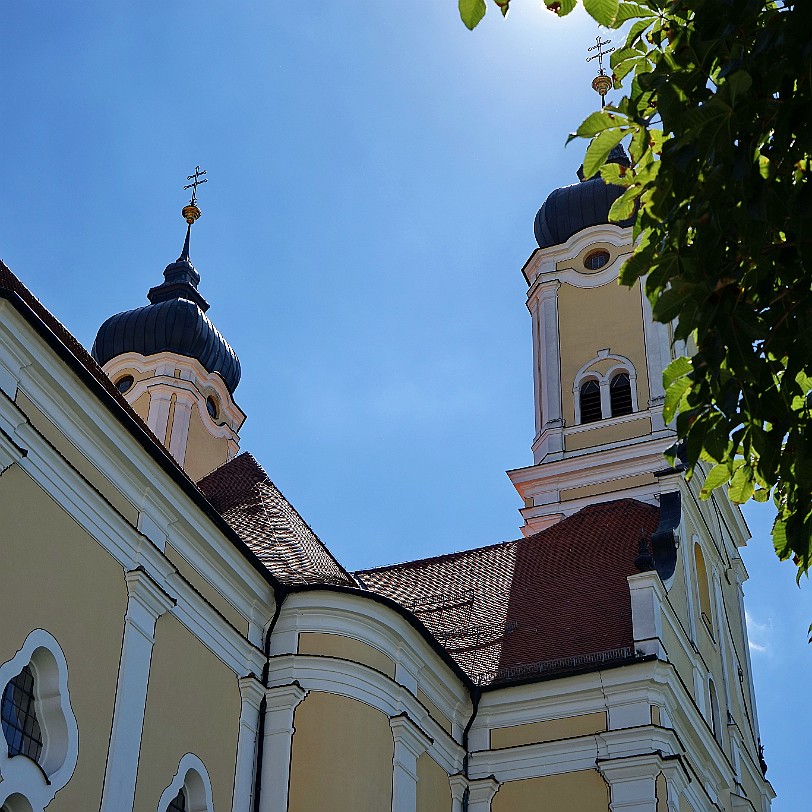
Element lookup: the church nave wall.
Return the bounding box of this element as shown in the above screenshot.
[0,464,127,810]
[132,612,241,812]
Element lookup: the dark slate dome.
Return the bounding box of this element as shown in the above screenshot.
[91,229,241,393]
[534,145,635,249]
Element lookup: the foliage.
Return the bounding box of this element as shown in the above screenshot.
[461,2,812,577]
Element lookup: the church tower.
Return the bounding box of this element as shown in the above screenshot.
[508,144,676,536]
[91,170,245,481]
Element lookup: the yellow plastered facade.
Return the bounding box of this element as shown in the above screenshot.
[297,632,396,679]
[558,279,650,427]
[560,472,655,502]
[133,613,240,812]
[288,692,394,812]
[130,391,150,422]
[0,464,127,811]
[565,417,652,452]
[416,754,450,812]
[184,401,230,482]
[492,769,610,812]
[490,711,607,749]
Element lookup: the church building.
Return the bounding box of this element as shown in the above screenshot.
[0,150,775,812]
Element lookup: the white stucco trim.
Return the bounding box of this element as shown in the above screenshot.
[100,569,175,812]
[157,753,215,812]
[0,629,79,811]
[390,713,433,812]
[522,224,634,289]
[232,675,265,812]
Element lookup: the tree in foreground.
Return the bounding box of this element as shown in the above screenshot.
[461,0,812,587]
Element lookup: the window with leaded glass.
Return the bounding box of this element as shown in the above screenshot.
[610,372,633,417]
[1,664,43,763]
[579,379,602,423]
[166,788,187,812]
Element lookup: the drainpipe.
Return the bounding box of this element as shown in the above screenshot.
[251,582,288,812]
[461,687,481,812]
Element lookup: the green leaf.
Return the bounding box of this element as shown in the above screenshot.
[459,0,486,29]
[608,186,639,220]
[728,466,755,504]
[663,375,692,424]
[700,464,731,498]
[583,0,619,26]
[613,2,656,24]
[653,282,697,324]
[583,129,627,179]
[574,110,622,139]
[663,356,692,389]
[543,0,577,15]
[753,487,771,503]
[772,518,790,559]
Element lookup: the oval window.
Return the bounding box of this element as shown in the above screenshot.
[206,396,218,419]
[584,249,611,271]
[115,375,134,394]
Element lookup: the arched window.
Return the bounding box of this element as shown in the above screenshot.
[2,665,44,763]
[579,379,602,423]
[694,543,713,634]
[158,754,214,812]
[610,372,633,417]
[0,631,78,812]
[166,788,187,812]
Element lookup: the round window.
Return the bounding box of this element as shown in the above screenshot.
[206,396,218,419]
[115,375,134,394]
[584,249,611,271]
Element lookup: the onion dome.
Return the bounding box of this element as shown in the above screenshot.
[533,145,635,250]
[92,198,241,393]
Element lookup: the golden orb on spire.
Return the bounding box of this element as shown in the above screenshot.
[592,73,612,98]
[182,203,202,225]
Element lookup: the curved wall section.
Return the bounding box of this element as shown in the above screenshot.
[288,692,394,812]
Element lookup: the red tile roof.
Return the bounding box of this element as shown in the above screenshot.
[356,499,659,686]
[198,453,356,587]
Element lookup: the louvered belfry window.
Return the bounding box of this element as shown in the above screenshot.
[579,379,602,423]
[610,372,633,417]
[1,664,44,762]
[167,788,187,812]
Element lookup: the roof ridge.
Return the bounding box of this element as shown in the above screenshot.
[355,497,655,576]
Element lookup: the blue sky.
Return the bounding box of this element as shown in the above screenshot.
[1,2,809,808]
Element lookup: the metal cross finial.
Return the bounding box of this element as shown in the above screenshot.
[183,165,208,206]
[586,36,614,76]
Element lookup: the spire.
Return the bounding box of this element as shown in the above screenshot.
[586,35,614,108]
[147,166,210,311]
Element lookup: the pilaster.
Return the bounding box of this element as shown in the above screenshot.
[466,775,500,812]
[100,568,175,812]
[598,754,661,812]
[448,773,468,812]
[257,682,308,812]
[167,394,194,466]
[628,571,666,659]
[390,713,433,812]
[233,675,266,812]
[533,280,563,462]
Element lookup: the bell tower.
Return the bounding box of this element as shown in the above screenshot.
[508,144,676,535]
[91,168,245,482]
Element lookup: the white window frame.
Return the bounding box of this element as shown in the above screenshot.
[0,630,79,811]
[573,352,638,424]
[157,753,215,812]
